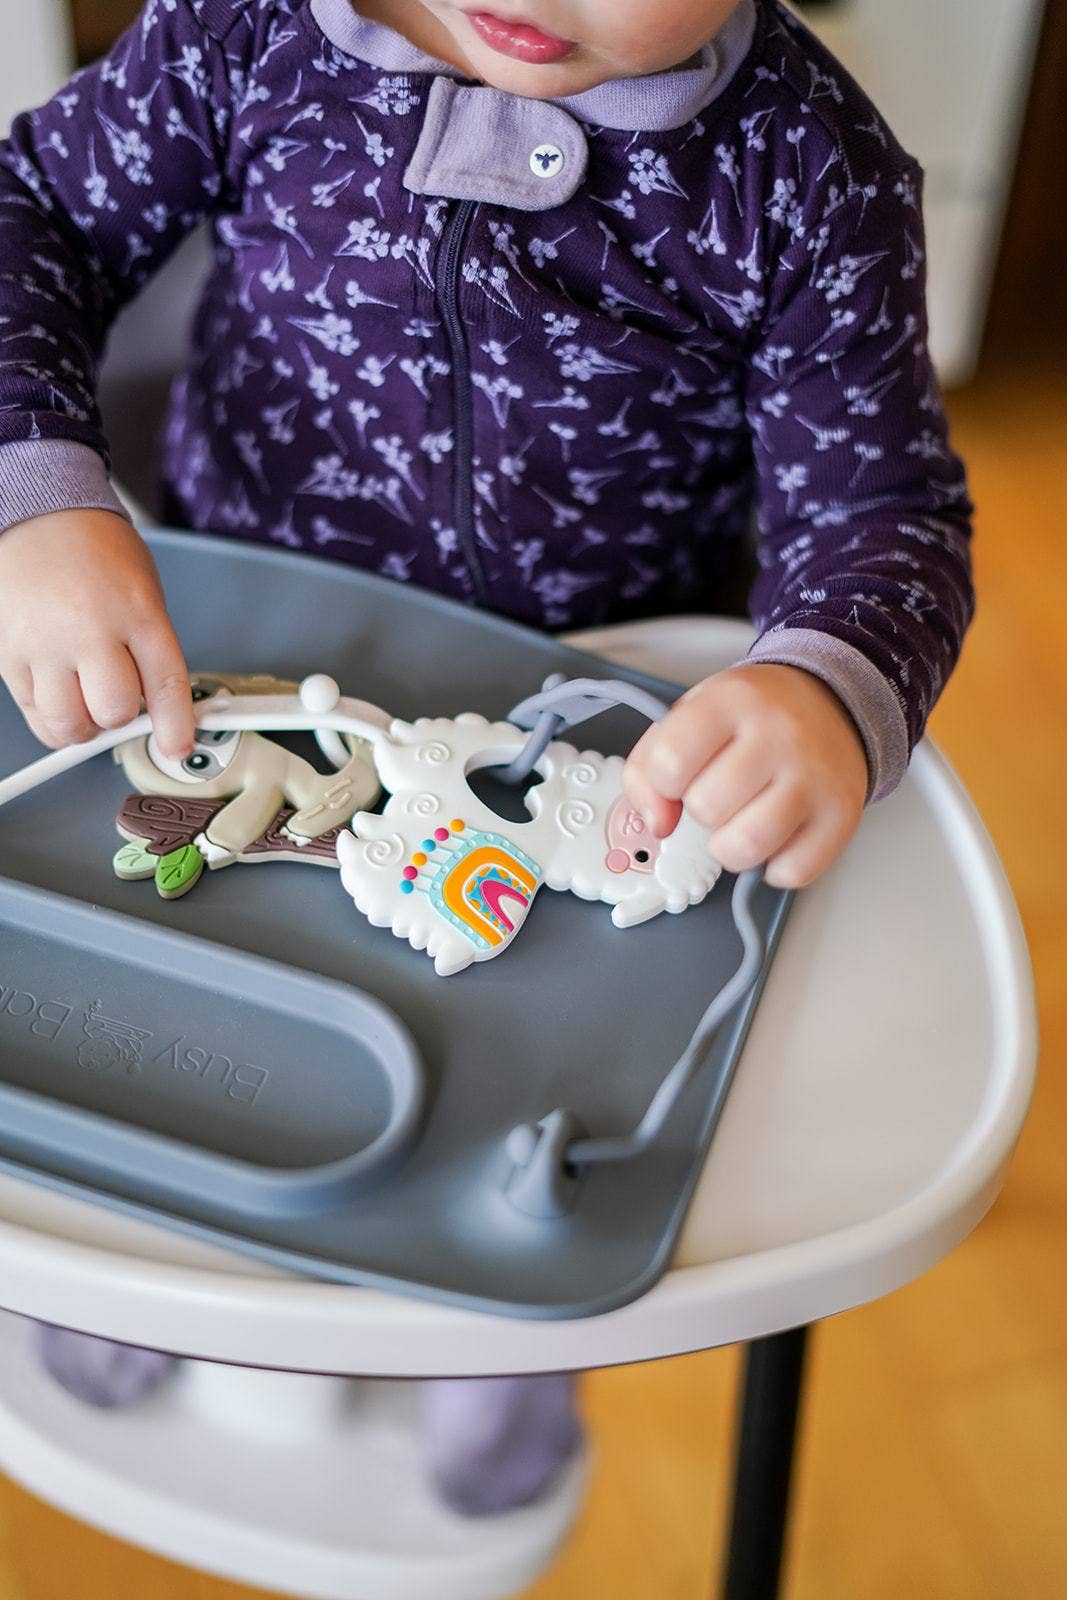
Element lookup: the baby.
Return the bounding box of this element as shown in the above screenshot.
[0,0,974,1514]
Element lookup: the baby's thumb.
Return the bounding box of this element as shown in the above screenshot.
[621,760,683,840]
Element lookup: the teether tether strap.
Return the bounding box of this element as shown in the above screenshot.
[503,672,770,1218]
[504,675,672,784]
[0,688,391,810]
[505,868,766,1216]
[567,867,765,1167]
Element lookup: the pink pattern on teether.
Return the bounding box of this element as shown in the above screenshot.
[480,877,530,931]
[605,796,661,875]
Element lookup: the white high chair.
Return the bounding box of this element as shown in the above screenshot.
[0,607,1036,1599]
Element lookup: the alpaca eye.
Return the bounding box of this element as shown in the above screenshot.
[634,849,650,864]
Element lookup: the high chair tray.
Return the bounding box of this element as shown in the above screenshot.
[0,530,790,1319]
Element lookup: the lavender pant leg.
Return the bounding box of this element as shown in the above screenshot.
[420,1373,583,1516]
[35,1327,582,1517]
[36,1323,178,1408]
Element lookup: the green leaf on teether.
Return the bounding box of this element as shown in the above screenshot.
[113,838,158,881]
[155,844,204,900]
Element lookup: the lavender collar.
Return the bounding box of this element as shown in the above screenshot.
[309,0,757,132]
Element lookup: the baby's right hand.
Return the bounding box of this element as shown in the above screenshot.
[0,509,194,758]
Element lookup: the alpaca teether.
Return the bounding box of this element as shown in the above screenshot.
[336,712,720,976]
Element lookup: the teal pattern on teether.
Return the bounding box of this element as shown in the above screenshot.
[397,820,542,952]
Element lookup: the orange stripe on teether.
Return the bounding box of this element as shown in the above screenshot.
[442,847,536,948]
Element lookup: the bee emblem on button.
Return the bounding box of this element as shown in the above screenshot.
[530,143,565,177]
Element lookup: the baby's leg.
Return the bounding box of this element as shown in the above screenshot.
[420,1373,582,1516]
[35,1330,582,1516]
[36,1323,177,1408]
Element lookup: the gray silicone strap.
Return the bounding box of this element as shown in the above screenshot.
[502,678,767,1216]
[567,866,764,1166]
[505,674,671,783]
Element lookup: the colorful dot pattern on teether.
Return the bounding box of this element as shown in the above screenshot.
[397,819,541,952]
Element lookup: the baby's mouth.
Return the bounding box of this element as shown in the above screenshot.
[463,10,577,65]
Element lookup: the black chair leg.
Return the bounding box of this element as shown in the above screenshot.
[719,1324,811,1600]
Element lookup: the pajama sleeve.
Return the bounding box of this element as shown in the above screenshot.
[743,160,975,800]
[0,0,245,532]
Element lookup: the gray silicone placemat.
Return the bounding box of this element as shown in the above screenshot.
[0,530,791,1319]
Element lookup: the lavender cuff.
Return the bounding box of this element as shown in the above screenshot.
[744,627,910,803]
[0,440,132,535]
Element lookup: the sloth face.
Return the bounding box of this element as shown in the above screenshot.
[146,726,240,785]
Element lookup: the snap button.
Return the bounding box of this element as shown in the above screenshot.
[530,143,565,178]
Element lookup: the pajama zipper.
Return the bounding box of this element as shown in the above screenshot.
[434,198,489,607]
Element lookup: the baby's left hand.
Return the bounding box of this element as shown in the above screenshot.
[622,664,868,889]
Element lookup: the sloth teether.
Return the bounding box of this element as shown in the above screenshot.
[112,673,383,898]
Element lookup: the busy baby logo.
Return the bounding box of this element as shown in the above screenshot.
[77,999,151,1074]
[0,983,74,1045]
[147,1035,269,1106]
[0,981,268,1107]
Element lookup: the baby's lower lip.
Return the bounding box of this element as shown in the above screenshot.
[466,11,576,64]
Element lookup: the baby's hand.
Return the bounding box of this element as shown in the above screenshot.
[623,663,868,889]
[0,509,194,758]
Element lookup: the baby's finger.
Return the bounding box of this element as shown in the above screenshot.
[764,803,856,890]
[627,686,735,802]
[621,758,682,840]
[0,660,34,717]
[80,648,144,732]
[29,665,99,748]
[707,782,809,876]
[681,738,777,834]
[3,661,57,749]
[129,619,193,760]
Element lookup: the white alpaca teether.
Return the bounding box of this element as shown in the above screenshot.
[336,712,721,976]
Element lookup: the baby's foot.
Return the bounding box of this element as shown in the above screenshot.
[420,1373,582,1516]
[36,1323,178,1408]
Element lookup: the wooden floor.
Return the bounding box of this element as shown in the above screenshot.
[0,356,1063,1599]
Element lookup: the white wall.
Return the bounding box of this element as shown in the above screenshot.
[795,0,1047,383]
[0,0,72,135]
